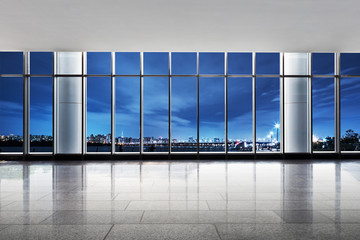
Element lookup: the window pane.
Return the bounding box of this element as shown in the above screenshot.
[171,53,197,75]
[228,53,252,75]
[0,77,23,152]
[340,77,360,151]
[199,53,224,75]
[30,77,53,152]
[256,53,280,75]
[30,52,53,75]
[312,78,334,151]
[56,52,82,75]
[341,53,360,75]
[171,77,197,152]
[199,77,224,152]
[143,77,169,152]
[144,53,169,75]
[87,52,111,75]
[0,52,23,74]
[312,53,334,75]
[115,77,140,152]
[256,77,280,152]
[115,52,140,75]
[87,77,111,152]
[228,77,253,152]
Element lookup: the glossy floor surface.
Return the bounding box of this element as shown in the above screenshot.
[0,160,360,239]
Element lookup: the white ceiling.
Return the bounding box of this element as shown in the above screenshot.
[1,0,360,52]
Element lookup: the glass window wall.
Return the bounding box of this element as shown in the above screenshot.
[1,51,357,156]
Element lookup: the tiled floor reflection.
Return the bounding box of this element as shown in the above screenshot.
[0,160,360,239]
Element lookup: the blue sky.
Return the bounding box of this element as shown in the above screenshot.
[341,77,360,135]
[87,76,111,137]
[312,77,334,139]
[0,77,23,136]
[171,77,197,141]
[199,77,225,141]
[256,77,280,141]
[1,52,360,142]
[115,77,140,138]
[143,76,169,139]
[228,77,252,141]
[30,77,53,136]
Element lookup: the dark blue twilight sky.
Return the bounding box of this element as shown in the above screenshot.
[1,52,360,141]
[0,52,24,136]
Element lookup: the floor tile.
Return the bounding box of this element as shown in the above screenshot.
[206,200,315,211]
[216,223,341,240]
[126,201,209,211]
[0,193,13,200]
[105,224,220,240]
[281,200,336,211]
[338,200,360,210]
[141,211,199,224]
[200,210,283,224]
[0,225,112,240]
[207,201,256,211]
[274,210,334,223]
[0,225,9,232]
[216,223,291,240]
[1,200,129,211]
[115,193,223,201]
[2,192,51,201]
[41,210,143,224]
[340,224,360,239]
[0,200,14,209]
[281,223,341,240]
[141,210,282,224]
[319,210,360,223]
[0,211,54,224]
[40,192,117,201]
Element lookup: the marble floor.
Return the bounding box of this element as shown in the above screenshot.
[0,160,360,239]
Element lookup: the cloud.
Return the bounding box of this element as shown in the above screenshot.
[271,97,280,102]
[0,101,23,116]
[228,111,253,140]
[171,95,196,113]
[341,66,360,75]
[171,115,191,126]
[30,104,52,118]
